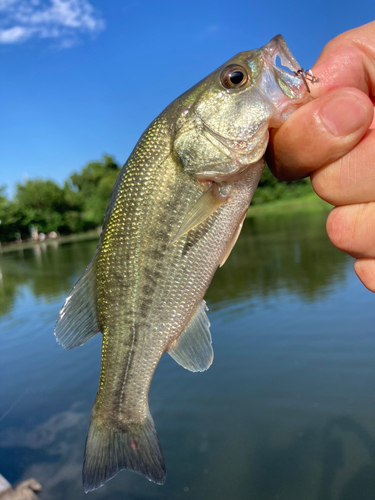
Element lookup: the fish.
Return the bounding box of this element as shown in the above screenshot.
[54,35,314,492]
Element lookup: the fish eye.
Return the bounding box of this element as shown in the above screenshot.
[220,64,248,89]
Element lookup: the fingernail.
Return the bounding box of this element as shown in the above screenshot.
[320,93,368,137]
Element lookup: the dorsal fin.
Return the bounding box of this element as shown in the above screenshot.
[54,256,100,350]
[167,301,213,372]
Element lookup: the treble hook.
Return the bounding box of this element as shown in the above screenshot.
[293,68,320,93]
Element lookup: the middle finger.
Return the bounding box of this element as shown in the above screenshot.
[327,201,375,258]
[311,129,375,205]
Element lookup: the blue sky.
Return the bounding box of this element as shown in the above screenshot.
[0,0,373,197]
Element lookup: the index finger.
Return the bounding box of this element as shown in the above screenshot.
[311,21,375,98]
[266,22,375,181]
[266,87,373,181]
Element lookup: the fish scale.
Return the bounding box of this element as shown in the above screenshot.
[54,35,315,492]
[97,153,259,421]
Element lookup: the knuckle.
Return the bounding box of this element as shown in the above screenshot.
[311,167,332,200]
[326,206,353,251]
[311,157,346,204]
[326,203,375,257]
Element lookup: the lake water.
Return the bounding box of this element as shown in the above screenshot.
[1,209,375,500]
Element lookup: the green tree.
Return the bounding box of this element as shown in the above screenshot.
[0,186,20,242]
[0,154,316,245]
[252,165,313,205]
[67,155,121,228]
[0,186,8,225]
[13,178,82,236]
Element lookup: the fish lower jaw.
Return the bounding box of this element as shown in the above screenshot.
[271,95,311,125]
[196,162,262,185]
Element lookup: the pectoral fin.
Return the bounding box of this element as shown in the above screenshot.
[170,186,225,245]
[167,301,213,372]
[219,212,247,268]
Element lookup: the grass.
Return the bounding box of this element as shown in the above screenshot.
[247,192,332,217]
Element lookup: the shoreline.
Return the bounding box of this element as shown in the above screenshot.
[1,194,331,255]
[0,229,101,255]
[247,193,332,217]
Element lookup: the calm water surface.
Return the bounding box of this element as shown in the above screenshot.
[1,210,375,500]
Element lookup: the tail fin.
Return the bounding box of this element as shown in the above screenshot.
[82,411,166,492]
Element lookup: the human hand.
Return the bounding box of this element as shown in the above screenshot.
[266,22,375,291]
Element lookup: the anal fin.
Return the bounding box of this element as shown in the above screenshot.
[167,301,213,372]
[54,256,100,350]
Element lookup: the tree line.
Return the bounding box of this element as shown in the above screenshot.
[0,155,312,244]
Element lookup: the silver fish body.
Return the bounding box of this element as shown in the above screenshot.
[55,35,312,492]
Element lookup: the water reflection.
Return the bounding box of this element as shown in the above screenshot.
[0,239,98,317]
[320,417,375,500]
[1,209,373,500]
[207,210,349,307]
[2,409,375,500]
[0,211,349,319]
[0,406,87,498]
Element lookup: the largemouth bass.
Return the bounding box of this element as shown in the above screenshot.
[55,35,314,492]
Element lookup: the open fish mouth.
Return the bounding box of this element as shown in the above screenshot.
[263,34,302,76]
[255,34,319,121]
[264,34,319,90]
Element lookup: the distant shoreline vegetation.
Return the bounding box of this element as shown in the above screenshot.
[0,155,120,244]
[0,155,321,245]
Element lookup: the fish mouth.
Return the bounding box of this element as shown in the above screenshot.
[263,34,302,76]
[257,35,315,122]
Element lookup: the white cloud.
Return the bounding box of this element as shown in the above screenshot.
[0,0,105,47]
[0,25,32,42]
[0,409,87,448]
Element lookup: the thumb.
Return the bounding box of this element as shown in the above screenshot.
[266,87,374,181]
